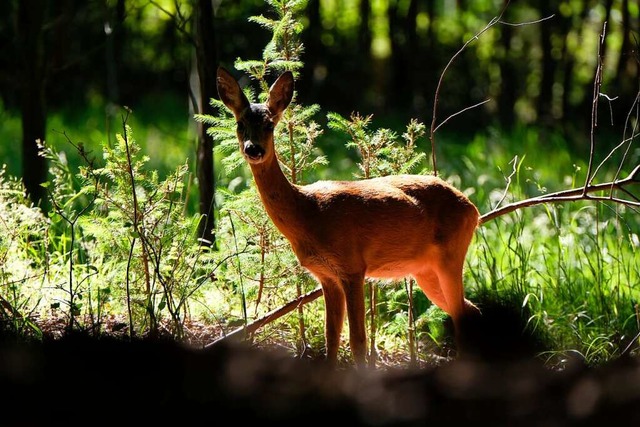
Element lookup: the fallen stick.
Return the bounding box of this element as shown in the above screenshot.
[205,286,323,348]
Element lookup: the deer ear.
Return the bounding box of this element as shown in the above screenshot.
[267,71,294,116]
[216,67,250,117]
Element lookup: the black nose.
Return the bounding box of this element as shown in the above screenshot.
[243,141,265,159]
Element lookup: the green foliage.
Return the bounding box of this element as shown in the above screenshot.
[234,0,306,94]
[328,112,428,178]
[84,123,212,338]
[0,167,48,337]
[1,115,219,340]
[249,0,307,71]
[464,128,640,365]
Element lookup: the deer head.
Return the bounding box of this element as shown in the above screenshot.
[216,67,294,165]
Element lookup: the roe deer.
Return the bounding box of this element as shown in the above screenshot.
[216,67,481,367]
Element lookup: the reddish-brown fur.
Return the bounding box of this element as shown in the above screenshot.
[216,67,480,366]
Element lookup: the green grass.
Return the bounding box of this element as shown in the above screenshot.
[456,125,640,365]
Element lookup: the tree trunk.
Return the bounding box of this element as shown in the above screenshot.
[498,23,516,129]
[195,0,218,246]
[615,0,631,81]
[358,0,371,53]
[300,0,322,103]
[17,0,48,210]
[559,4,588,133]
[612,0,635,127]
[357,0,373,113]
[104,0,125,105]
[388,0,411,109]
[537,0,556,126]
[405,0,420,114]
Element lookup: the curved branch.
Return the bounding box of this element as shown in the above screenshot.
[480,164,640,224]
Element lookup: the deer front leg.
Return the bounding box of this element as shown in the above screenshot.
[320,278,346,365]
[343,274,367,367]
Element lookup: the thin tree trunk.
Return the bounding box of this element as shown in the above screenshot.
[537,0,556,126]
[615,0,630,81]
[17,0,48,210]
[300,0,322,102]
[358,0,371,53]
[357,0,373,113]
[612,0,635,126]
[498,23,516,129]
[388,0,406,108]
[195,0,218,246]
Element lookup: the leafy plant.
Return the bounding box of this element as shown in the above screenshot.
[0,167,48,338]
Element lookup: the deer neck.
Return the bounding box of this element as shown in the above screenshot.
[249,154,310,244]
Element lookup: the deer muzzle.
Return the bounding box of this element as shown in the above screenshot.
[243,141,265,161]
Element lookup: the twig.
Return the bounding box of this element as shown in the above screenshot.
[584,21,607,191]
[121,109,136,338]
[229,211,248,328]
[433,99,491,134]
[493,155,520,210]
[499,14,555,27]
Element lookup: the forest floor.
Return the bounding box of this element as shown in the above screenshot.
[30,313,450,369]
[2,307,640,426]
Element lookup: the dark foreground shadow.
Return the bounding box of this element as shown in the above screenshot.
[1,326,639,427]
[455,295,553,363]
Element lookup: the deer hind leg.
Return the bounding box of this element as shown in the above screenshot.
[319,278,346,365]
[414,265,478,328]
[433,258,468,326]
[413,269,450,314]
[432,248,481,350]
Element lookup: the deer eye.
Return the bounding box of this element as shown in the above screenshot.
[264,122,275,132]
[236,122,245,133]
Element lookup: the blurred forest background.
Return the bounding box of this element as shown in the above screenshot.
[1,0,638,214]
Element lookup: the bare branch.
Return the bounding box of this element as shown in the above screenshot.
[584,22,607,191]
[433,99,491,134]
[429,1,551,176]
[499,14,555,27]
[493,155,520,210]
[480,164,640,224]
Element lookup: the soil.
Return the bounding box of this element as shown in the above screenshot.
[1,304,639,426]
